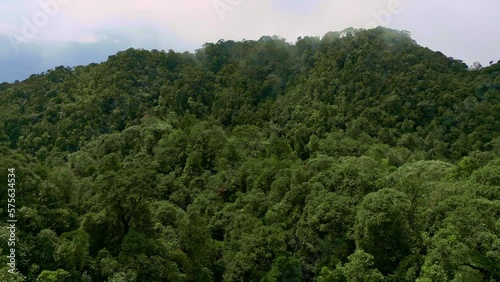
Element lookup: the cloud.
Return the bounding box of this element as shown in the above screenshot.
[0,0,499,82]
[2,0,392,45]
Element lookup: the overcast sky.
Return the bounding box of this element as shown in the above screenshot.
[1,0,499,83]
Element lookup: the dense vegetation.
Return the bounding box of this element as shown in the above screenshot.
[0,27,499,281]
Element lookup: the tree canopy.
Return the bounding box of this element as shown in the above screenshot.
[0,27,499,281]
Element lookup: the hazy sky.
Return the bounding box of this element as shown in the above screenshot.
[0,0,499,82]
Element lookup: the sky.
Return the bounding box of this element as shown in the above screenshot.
[0,0,499,83]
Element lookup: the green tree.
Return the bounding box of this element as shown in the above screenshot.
[354,188,413,274]
[341,249,384,282]
[36,269,70,282]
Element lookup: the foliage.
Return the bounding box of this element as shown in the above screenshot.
[0,27,498,281]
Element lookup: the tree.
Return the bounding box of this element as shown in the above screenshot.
[54,229,90,275]
[341,249,384,282]
[354,188,413,274]
[36,269,70,282]
[469,61,483,71]
[418,196,500,281]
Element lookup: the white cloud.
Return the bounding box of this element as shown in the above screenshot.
[30,0,394,44]
[0,0,499,67]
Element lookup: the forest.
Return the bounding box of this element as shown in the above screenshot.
[0,27,499,281]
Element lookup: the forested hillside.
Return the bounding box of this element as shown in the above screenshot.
[0,27,499,281]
